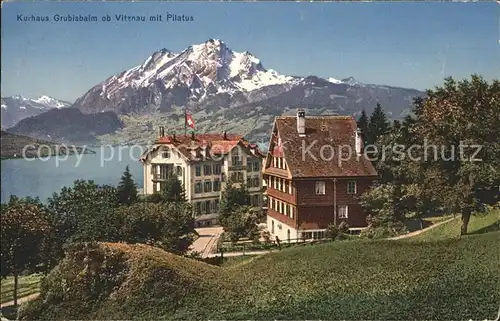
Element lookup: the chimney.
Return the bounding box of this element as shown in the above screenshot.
[223,131,227,140]
[172,133,176,141]
[159,126,165,137]
[191,131,196,140]
[355,128,362,155]
[297,109,306,137]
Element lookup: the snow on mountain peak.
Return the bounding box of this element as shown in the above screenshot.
[96,39,299,98]
[327,77,342,84]
[32,95,68,108]
[12,95,28,101]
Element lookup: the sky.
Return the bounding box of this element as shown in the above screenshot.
[1,1,499,102]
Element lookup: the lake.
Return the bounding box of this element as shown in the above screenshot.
[1,146,145,203]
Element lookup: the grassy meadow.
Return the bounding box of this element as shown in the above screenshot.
[18,224,499,320]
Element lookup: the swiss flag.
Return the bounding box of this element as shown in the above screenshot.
[185,112,195,129]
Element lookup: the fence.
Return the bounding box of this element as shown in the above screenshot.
[216,235,353,254]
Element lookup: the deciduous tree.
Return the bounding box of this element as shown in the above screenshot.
[0,197,52,306]
[412,76,500,235]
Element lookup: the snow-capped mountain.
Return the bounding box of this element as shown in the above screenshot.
[73,39,422,120]
[11,39,423,143]
[1,95,71,128]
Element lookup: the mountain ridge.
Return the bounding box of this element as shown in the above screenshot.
[8,39,424,144]
[1,95,71,128]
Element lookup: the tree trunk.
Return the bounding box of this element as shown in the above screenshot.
[13,272,18,307]
[461,209,471,236]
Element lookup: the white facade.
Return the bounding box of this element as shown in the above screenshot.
[267,215,330,242]
[141,142,264,224]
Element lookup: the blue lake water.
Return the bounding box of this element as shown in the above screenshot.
[1,146,145,203]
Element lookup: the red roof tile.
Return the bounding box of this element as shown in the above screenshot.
[141,132,264,162]
[270,116,377,178]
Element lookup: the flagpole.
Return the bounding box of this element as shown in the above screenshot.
[184,110,187,136]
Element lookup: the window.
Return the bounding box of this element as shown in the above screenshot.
[213,179,221,192]
[251,195,260,207]
[315,181,326,195]
[247,161,253,172]
[201,201,207,214]
[162,148,171,158]
[302,232,312,240]
[338,205,348,219]
[290,206,294,219]
[195,181,202,194]
[194,202,201,215]
[176,166,182,176]
[231,148,241,165]
[195,165,201,176]
[270,198,275,210]
[205,200,211,213]
[213,199,220,212]
[214,163,221,175]
[203,165,212,176]
[231,171,244,182]
[253,161,260,172]
[347,181,357,194]
[253,177,259,188]
[204,181,212,193]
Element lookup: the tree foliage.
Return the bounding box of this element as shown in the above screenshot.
[362,75,499,236]
[116,165,138,206]
[161,175,186,203]
[411,76,500,234]
[117,202,196,254]
[47,180,120,246]
[223,206,260,244]
[366,103,391,146]
[0,196,53,305]
[218,179,251,224]
[357,109,369,145]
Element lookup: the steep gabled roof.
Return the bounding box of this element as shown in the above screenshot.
[140,132,264,162]
[273,116,377,178]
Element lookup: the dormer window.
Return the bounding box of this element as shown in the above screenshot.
[315,181,326,195]
[162,148,171,159]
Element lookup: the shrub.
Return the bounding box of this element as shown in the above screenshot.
[338,221,350,234]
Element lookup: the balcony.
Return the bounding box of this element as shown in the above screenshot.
[266,187,295,204]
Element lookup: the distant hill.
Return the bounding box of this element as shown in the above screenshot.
[6,108,123,145]
[0,130,94,159]
[1,95,71,129]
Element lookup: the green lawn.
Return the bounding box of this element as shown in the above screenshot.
[1,274,42,304]
[18,231,500,320]
[409,207,500,242]
[219,255,257,267]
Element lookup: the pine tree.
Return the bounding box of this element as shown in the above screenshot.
[162,175,186,203]
[357,109,369,144]
[367,103,391,145]
[117,166,138,206]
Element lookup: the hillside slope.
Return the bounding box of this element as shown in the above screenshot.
[6,108,123,144]
[19,233,499,320]
[0,131,93,159]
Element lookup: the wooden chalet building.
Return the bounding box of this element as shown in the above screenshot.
[263,109,378,241]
